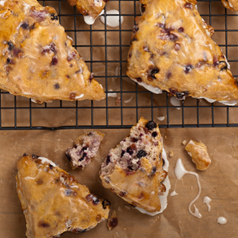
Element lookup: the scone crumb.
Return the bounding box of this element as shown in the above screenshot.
[107,210,118,231]
[185,140,211,171]
[168,151,174,158]
[181,140,187,146]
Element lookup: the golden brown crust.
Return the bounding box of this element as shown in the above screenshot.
[100,117,167,213]
[185,140,211,170]
[16,155,110,238]
[0,0,105,104]
[127,0,238,102]
[68,0,108,19]
[222,0,238,11]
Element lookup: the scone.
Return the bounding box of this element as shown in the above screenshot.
[68,0,108,21]
[100,117,167,213]
[66,131,104,169]
[222,0,238,11]
[127,0,238,104]
[0,0,105,104]
[16,154,110,238]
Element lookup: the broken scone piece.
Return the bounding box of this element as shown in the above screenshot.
[222,0,238,11]
[127,0,238,103]
[16,154,110,238]
[68,0,108,23]
[185,140,211,170]
[0,0,105,103]
[66,131,104,169]
[100,117,168,213]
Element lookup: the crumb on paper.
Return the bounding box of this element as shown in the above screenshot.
[164,135,167,140]
[185,140,211,171]
[107,210,118,231]
[181,140,187,146]
[169,151,174,158]
[115,96,121,105]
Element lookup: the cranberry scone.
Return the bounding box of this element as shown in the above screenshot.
[66,131,104,169]
[16,154,110,238]
[68,0,108,22]
[0,0,105,104]
[222,0,238,11]
[100,117,168,213]
[127,0,238,104]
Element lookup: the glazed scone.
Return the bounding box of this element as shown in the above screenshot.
[0,0,105,104]
[66,131,104,169]
[185,140,211,170]
[127,0,238,103]
[222,0,238,11]
[16,154,110,238]
[68,0,108,20]
[100,117,167,213]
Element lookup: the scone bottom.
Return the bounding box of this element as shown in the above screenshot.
[16,154,110,238]
[100,117,168,213]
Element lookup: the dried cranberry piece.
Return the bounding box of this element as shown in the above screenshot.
[136,77,142,83]
[70,92,76,100]
[79,152,87,161]
[7,41,14,51]
[137,150,147,159]
[38,221,50,228]
[119,191,127,197]
[152,131,157,137]
[157,23,165,28]
[89,73,94,83]
[54,83,60,89]
[130,37,138,44]
[126,146,133,155]
[6,58,13,64]
[169,33,178,41]
[21,22,29,29]
[65,189,72,196]
[145,121,157,130]
[219,61,228,70]
[121,150,125,157]
[150,166,157,175]
[133,24,139,33]
[51,57,58,66]
[178,27,184,33]
[184,2,193,9]
[131,137,138,142]
[102,199,111,209]
[12,48,22,57]
[184,64,193,74]
[50,43,56,53]
[148,67,160,80]
[92,197,100,205]
[51,13,58,20]
[166,72,172,79]
[109,218,118,229]
[106,155,111,165]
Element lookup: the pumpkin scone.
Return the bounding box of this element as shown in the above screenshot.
[100,117,168,214]
[127,0,238,104]
[66,131,105,169]
[0,0,105,104]
[222,0,238,11]
[68,0,108,22]
[16,154,110,238]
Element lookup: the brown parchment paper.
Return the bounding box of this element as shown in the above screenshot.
[0,128,238,238]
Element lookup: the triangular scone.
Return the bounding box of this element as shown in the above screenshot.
[66,131,104,169]
[100,117,167,213]
[16,155,110,238]
[0,0,105,104]
[68,0,108,21]
[127,0,238,103]
[222,0,238,11]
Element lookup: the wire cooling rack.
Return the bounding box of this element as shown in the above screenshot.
[0,0,238,130]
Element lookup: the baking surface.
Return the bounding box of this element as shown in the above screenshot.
[0,128,237,237]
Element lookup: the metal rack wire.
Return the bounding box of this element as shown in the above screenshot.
[0,0,238,130]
